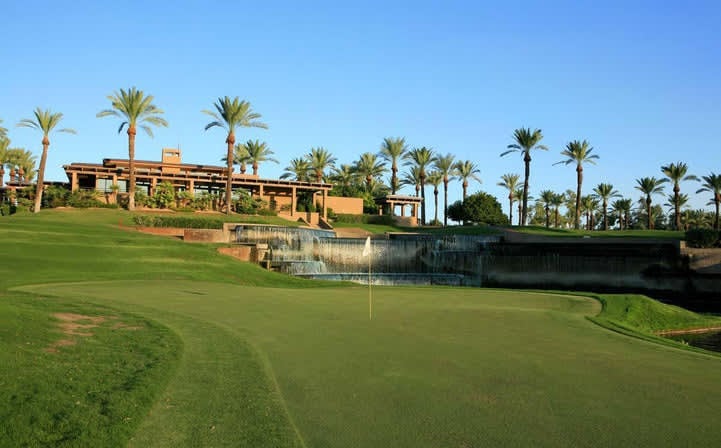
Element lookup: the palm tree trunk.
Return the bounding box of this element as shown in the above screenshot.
[517,203,522,226]
[420,173,426,225]
[554,208,559,227]
[225,131,235,215]
[603,200,608,230]
[253,162,259,176]
[575,165,582,229]
[127,127,137,211]
[522,153,531,226]
[391,165,397,195]
[508,195,513,225]
[33,137,50,213]
[715,197,720,231]
[434,188,439,224]
[443,179,449,227]
[647,197,653,230]
[545,206,549,228]
[674,185,681,230]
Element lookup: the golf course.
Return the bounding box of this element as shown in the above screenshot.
[2,209,721,447]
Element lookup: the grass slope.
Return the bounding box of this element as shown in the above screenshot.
[2,209,721,447]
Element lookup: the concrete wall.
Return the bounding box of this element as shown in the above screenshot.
[324,196,363,215]
[183,228,228,243]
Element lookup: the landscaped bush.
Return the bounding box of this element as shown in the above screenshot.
[42,185,70,208]
[67,190,106,208]
[334,214,395,225]
[685,228,720,248]
[132,215,225,229]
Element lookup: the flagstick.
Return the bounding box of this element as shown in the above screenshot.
[368,243,372,320]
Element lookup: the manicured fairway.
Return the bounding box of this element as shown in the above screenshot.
[2,210,721,447]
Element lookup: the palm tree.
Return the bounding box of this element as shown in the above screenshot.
[661,162,698,230]
[329,164,358,196]
[501,128,548,225]
[514,187,525,226]
[405,147,435,224]
[401,166,422,197]
[0,118,7,140]
[17,108,76,213]
[696,173,721,230]
[241,140,277,176]
[454,160,482,201]
[497,173,521,225]
[97,87,168,211]
[355,152,387,191]
[203,97,267,214]
[635,177,667,229]
[433,153,456,226]
[592,183,620,231]
[550,192,565,228]
[3,147,38,183]
[580,195,599,230]
[229,143,251,174]
[281,158,311,182]
[307,147,336,182]
[379,137,407,194]
[426,171,443,225]
[665,193,689,218]
[538,190,555,228]
[555,140,599,229]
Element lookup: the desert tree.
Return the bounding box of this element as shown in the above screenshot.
[501,128,547,225]
[661,162,698,230]
[635,176,667,229]
[555,140,599,229]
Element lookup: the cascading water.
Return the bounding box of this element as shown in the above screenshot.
[233,225,501,285]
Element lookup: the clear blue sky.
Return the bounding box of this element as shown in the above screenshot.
[3,0,720,220]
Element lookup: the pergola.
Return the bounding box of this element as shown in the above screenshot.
[375,194,423,219]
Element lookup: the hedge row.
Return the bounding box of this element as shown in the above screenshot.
[334,214,396,225]
[133,215,225,229]
[685,228,721,248]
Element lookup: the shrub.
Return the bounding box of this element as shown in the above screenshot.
[461,192,509,226]
[132,215,225,229]
[685,228,720,248]
[67,190,105,208]
[42,185,70,208]
[149,182,176,209]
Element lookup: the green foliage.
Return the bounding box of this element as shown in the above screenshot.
[333,214,395,225]
[446,200,465,224]
[41,185,70,208]
[149,181,176,209]
[134,189,149,208]
[132,215,225,229]
[461,192,509,225]
[685,228,720,248]
[67,190,106,208]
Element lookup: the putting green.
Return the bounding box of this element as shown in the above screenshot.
[19,280,721,447]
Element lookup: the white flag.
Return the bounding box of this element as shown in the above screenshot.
[362,236,371,257]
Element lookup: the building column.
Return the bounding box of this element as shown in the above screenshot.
[188,179,195,195]
[400,203,405,217]
[258,184,265,201]
[71,172,79,192]
[150,177,157,196]
[322,189,327,219]
[291,186,296,217]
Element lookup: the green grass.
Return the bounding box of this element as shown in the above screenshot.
[2,209,721,446]
[510,225,684,239]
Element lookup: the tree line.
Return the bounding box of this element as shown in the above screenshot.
[1,91,719,231]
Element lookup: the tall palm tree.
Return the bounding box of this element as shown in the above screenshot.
[538,190,555,228]
[17,108,76,213]
[555,140,599,229]
[355,152,387,191]
[665,193,689,218]
[433,153,456,226]
[98,87,168,211]
[241,140,277,176]
[307,147,336,182]
[401,166,422,198]
[203,96,267,214]
[454,160,482,201]
[661,162,698,230]
[635,177,667,229]
[405,147,435,224]
[550,192,565,228]
[592,183,620,230]
[497,173,521,225]
[696,173,721,230]
[426,171,443,225]
[280,158,311,182]
[379,137,407,194]
[501,128,548,225]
